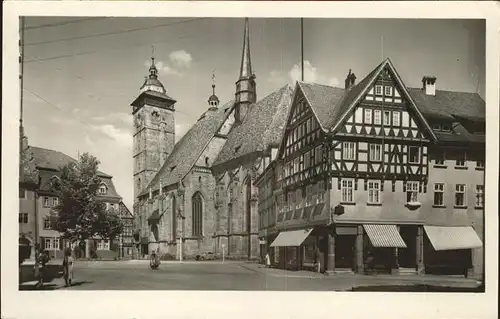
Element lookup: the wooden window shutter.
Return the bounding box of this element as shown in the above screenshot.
[403,181,407,193]
[380,179,384,192]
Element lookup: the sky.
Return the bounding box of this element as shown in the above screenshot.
[22,17,485,210]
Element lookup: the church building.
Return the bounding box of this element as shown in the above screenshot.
[132,18,293,260]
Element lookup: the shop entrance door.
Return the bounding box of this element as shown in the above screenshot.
[399,226,417,269]
[335,235,356,270]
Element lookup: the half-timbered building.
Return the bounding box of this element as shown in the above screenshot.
[256,58,484,278]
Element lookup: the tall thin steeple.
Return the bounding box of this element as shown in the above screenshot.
[234,18,256,124]
[239,18,252,79]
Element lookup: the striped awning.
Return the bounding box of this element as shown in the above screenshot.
[424,226,483,251]
[363,224,407,248]
[270,228,313,247]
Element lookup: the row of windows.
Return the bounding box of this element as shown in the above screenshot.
[341,142,422,163]
[337,179,484,208]
[374,85,395,97]
[285,117,320,152]
[432,184,484,208]
[97,240,110,250]
[43,238,60,251]
[363,108,401,126]
[279,181,326,212]
[284,145,323,178]
[434,153,484,169]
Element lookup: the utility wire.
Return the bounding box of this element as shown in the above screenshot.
[23,17,111,31]
[25,30,217,64]
[25,18,208,47]
[24,87,98,131]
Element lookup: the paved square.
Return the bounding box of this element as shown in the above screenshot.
[19,260,482,291]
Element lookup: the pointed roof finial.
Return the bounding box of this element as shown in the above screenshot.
[239,18,253,79]
[212,70,216,95]
[149,45,158,79]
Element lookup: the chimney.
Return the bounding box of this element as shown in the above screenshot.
[422,76,437,96]
[344,69,356,90]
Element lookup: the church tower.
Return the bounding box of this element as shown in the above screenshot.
[234,18,256,124]
[131,54,176,200]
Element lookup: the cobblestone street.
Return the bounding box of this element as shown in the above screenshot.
[19,260,483,291]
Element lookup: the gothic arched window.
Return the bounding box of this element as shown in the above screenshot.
[192,192,203,237]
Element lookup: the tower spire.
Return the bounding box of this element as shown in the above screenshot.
[212,70,216,95]
[149,45,158,79]
[208,69,219,109]
[234,18,256,123]
[239,18,253,79]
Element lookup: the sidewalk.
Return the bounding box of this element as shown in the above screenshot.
[240,263,483,288]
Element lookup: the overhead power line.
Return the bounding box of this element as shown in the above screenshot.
[25,18,208,47]
[23,87,98,131]
[23,17,110,31]
[24,30,218,64]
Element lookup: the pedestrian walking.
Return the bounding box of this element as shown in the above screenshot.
[62,248,74,287]
[150,250,160,270]
[265,252,271,268]
[35,250,49,288]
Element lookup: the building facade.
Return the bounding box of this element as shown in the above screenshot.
[18,143,123,259]
[118,201,135,259]
[255,59,485,279]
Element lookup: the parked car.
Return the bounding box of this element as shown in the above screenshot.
[195,252,217,261]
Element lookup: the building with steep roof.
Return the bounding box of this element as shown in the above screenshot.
[18,132,123,259]
[133,18,293,260]
[255,58,485,279]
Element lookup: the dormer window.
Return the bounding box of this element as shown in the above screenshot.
[432,122,451,132]
[98,184,107,195]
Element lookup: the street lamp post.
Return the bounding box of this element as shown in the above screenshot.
[178,212,185,263]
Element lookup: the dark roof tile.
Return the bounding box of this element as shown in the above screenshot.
[140,100,234,196]
[408,88,485,121]
[212,85,293,170]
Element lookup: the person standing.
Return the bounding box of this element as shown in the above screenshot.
[265,252,271,268]
[35,250,49,288]
[62,248,74,287]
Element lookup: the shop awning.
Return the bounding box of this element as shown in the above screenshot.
[270,228,313,247]
[363,224,407,248]
[424,226,483,251]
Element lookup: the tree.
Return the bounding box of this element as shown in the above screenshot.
[50,153,123,243]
